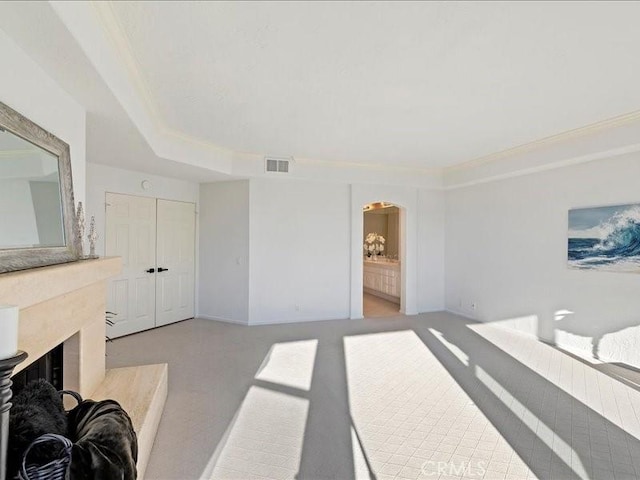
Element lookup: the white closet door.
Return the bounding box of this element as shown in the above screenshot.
[155,199,196,327]
[105,193,157,338]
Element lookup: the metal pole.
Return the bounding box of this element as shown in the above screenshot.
[0,351,27,480]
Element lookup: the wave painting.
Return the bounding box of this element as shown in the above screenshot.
[568,203,640,273]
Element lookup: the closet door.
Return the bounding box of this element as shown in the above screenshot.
[105,193,157,338]
[155,199,196,327]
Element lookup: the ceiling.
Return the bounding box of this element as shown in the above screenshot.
[0,1,232,183]
[104,1,640,169]
[2,2,640,183]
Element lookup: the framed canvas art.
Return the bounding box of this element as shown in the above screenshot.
[568,203,640,273]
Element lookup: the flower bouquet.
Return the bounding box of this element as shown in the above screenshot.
[364,232,385,259]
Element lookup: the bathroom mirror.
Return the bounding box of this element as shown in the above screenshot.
[0,101,80,273]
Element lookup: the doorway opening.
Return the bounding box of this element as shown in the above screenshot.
[362,201,402,318]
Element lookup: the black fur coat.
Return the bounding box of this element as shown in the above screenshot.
[7,379,68,479]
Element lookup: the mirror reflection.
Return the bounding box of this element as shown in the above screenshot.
[0,128,65,249]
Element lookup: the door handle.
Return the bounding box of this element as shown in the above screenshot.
[146,268,155,273]
[158,267,169,272]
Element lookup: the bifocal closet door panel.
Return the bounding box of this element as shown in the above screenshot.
[105,193,157,338]
[155,199,196,327]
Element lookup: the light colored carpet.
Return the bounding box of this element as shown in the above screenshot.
[106,313,640,480]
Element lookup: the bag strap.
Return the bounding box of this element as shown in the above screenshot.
[20,434,73,480]
[59,389,83,408]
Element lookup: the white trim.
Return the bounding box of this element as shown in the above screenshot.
[444,308,475,321]
[444,142,640,190]
[91,2,231,155]
[446,109,640,173]
[248,315,349,326]
[197,314,248,326]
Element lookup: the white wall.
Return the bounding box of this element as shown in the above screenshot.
[445,151,640,368]
[198,181,250,324]
[249,178,351,324]
[197,177,445,325]
[85,163,199,256]
[417,189,445,313]
[0,28,86,204]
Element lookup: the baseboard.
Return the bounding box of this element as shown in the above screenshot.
[249,315,348,326]
[200,313,355,327]
[418,308,446,314]
[444,307,476,320]
[197,314,248,325]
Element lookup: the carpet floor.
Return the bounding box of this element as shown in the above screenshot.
[106,312,640,480]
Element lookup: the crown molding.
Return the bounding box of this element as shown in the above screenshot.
[445,109,640,173]
[295,155,440,174]
[444,142,640,190]
[92,2,160,127]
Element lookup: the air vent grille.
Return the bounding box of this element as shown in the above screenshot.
[265,157,291,173]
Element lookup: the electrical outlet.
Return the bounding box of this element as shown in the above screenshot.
[295,304,300,312]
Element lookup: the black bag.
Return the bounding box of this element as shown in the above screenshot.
[66,399,138,480]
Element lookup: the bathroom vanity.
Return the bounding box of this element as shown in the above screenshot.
[363,259,400,303]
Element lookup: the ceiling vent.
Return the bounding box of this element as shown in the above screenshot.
[265,156,292,174]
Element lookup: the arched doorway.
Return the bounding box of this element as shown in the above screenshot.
[350,186,418,319]
[362,202,402,317]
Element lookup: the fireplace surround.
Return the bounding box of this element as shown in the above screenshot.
[0,257,167,479]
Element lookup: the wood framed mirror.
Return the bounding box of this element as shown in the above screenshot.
[0,101,81,273]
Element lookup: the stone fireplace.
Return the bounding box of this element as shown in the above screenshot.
[0,257,167,479]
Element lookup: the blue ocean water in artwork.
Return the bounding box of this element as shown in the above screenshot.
[568,205,640,271]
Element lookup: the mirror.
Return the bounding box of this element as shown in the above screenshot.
[0,130,65,249]
[0,101,80,273]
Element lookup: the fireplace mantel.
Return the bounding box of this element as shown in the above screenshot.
[1,258,120,386]
[0,257,167,478]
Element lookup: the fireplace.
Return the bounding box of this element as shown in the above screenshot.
[11,344,64,395]
[0,257,168,479]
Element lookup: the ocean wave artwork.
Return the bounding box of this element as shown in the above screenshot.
[568,203,640,273]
